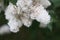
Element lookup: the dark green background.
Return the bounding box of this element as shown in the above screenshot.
[0,0,60,40]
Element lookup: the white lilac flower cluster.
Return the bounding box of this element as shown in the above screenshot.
[5,0,51,33]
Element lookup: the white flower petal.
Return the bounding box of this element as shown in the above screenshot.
[40,0,51,8]
[5,2,17,20]
[30,5,51,27]
[16,0,32,12]
[21,17,32,27]
[8,19,22,33]
[32,0,51,8]
[35,5,51,24]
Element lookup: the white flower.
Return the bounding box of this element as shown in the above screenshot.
[5,2,18,20]
[39,0,51,8]
[20,12,32,27]
[33,0,51,8]
[16,0,33,27]
[4,2,22,33]
[8,19,22,33]
[16,0,32,12]
[4,0,51,33]
[30,5,51,27]
[21,17,32,27]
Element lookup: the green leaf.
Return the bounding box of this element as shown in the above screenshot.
[49,10,57,23]
[0,11,8,26]
[47,23,53,31]
[4,0,9,6]
[9,0,17,5]
[51,0,60,8]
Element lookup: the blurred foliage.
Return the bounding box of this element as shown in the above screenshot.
[0,0,60,40]
[9,0,17,5]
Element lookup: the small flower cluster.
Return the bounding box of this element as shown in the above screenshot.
[5,0,51,33]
